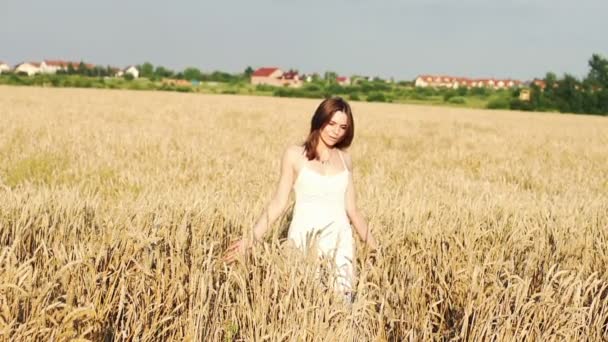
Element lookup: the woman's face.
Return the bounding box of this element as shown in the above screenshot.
[319,111,348,147]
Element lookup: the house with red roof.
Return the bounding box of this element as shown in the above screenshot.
[336,76,350,86]
[532,79,546,90]
[415,74,523,90]
[251,67,302,88]
[251,67,282,86]
[414,75,434,87]
[41,60,95,74]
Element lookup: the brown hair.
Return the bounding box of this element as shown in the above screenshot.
[302,96,355,160]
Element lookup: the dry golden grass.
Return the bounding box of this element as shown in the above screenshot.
[0,85,607,341]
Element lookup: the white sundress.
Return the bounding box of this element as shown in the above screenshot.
[287,149,355,296]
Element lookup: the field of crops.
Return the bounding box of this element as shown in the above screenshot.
[1,85,607,340]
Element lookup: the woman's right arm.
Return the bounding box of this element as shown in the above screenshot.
[223,146,297,262]
[251,146,297,240]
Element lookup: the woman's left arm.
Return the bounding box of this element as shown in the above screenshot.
[344,153,379,251]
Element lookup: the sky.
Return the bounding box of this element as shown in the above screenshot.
[1,0,606,81]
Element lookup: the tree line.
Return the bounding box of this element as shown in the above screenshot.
[47,61,251,83]
[510,54,608,115]
[136,62,251,83]
[2,54,606,115]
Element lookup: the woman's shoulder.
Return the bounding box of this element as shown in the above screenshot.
[284,144,305,158]
[339,149,353,170]
[281,145,305,165]
[287,144,305,154]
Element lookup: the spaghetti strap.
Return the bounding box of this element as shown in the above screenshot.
[337,150,347,171]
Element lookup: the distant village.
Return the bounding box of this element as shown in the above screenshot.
[0,60,140,79]
[0,59,546,95]
[251,67,545,92]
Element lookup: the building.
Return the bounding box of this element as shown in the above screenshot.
[278,70,302,87]
[336,76,351,86]
[14,62,41,76]
[519,89,531,101]
[125,66,139,79]
[40,60,95,74]
[162,78,192,87]
[415,74,523,90]
[250,67,302,87]
[251,67,283,86]
[0,62,10,74]
[532,79,546,90]
[116,66,139,79]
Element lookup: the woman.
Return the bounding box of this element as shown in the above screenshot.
[223,96,379,301]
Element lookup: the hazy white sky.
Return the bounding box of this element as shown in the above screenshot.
[1,0,606,81]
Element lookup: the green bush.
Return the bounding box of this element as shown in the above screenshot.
[360,81,391,93]
[255,84,275,91]
[349,93,360,101]
[415,87,437,96]
[448,96,466,104]
[367,92,388,102]
[393,89,411,99]
[73,77,93,88]
[273,88,324,99]
[470,87,488,97]
[326,83,346,94]
[457,87,469,96]
[409,93,427,100]
[303,84,321,92]
[175,86,192,93]
[486,98,510,109]
[443,90,457,102]
[509,99,534,111]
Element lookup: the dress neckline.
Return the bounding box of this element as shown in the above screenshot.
[294,164,349,185]
[303,164,348,177]
[294,148,349,183]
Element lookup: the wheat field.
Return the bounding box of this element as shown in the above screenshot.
[0,85,607,341]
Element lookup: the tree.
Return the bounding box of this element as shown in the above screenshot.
[539,72,558,110]
[584,54,608,115]
[324,71,338,83]
[183,67,202,81]
[544,72,557,93]
[77,61,89,76]
[244,66,254,79]
[67,63,76,75]
[457,87,468,96]
[92,65,106,77]
[554,74,583,113]
[106,65,116,77]
[154,66,174,78]
[587,54,608,88]
[139,62,154,79]
[209,70,237,83]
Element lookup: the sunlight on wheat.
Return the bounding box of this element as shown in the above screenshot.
[0,86,607,340]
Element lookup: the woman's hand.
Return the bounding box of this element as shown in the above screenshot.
[363,234,379,252]
[367,244,383,265]
[222,238,254,263]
